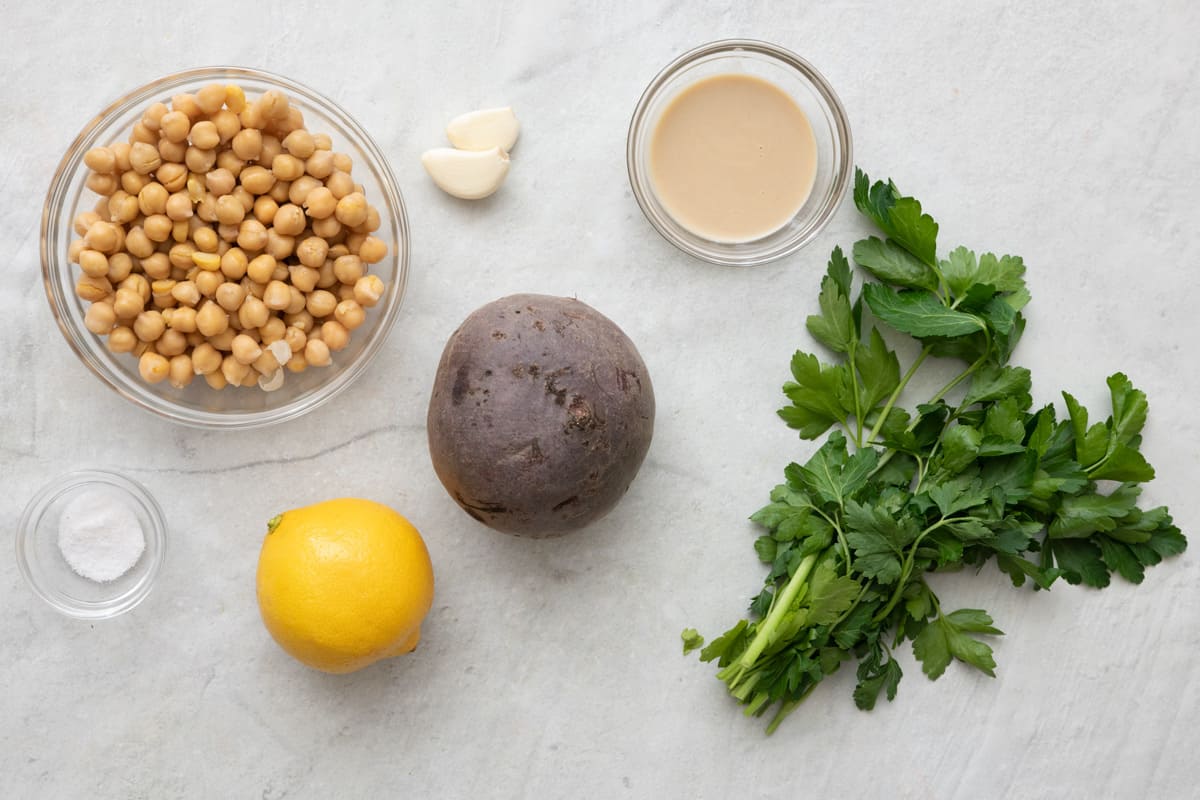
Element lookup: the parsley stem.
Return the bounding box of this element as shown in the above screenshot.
[847,340,864,447]
[732,551,821,681]
[872,517,960,623]
[865,344,933,446]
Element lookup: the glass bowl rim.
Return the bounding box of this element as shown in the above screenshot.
[626,38,853,267]
[16,469,168,620]
[40,65,409,429]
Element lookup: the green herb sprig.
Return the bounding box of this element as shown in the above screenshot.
[682,170,1186,733]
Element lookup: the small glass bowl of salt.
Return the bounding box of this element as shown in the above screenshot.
[17,470,166,619]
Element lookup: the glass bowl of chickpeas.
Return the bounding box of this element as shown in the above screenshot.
[42,67,408,428]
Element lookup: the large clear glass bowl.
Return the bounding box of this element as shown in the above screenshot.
[41,67,408,429]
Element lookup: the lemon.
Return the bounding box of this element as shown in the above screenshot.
[255,498,435,674]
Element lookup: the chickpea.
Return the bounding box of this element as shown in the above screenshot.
[191,342,221,374]
[296,236,328,268]
[108,252,134,282]
[84,301,116,335]
[139,351,170,383]
[209,224,235,245]
[221,354,251,385]
[325,170,354,199]
[157,329,187,357]
[231,128,262,161]
[142,214,172,242]
[120,273,150,301]
[212,109,241,143]
[336,283,357,302]
[301,186,335,219]
[208,327,236,351]
[283,309,313,332]
[283,284,307,316]
[354,274,385,307]
[84,146,116,173]
[138,182,169,216]
[157,162,188,192]
[288,264,319,293]
[111,142,133,172]
[243,277,266,300]
[108,326,137,353]
[151,279,177,308]
[140,252,171,280]
[86,220,120,253]
[185,146,217,174]
[204,167,235,197]
[79,249,109,278]
[238,295,270,329]
[171,218,191,243]
[271,153,304,181]
[215,281,246,312]
[259,90,289,120]
[238,165,274,196]
[283,325,307,354]
[230,185,254,213]
[231,333,263,365]
[316,259,338,289]
[271,203,306,236]
[251,317,283,345]
[158,137,187,164]
[73,211,101,237]
[262,280,291,311]
[305,150,334,180]
[274,107,305,137]
[311,216,342,240]
[245,253,275,284]
[215,149,245,176]
[133,310,166,342]
[306,289,337,318]
[171,280,201,307]
[168,354,195,388]
[168,242,196,269]
[288,175,321,206]
[304,338,331,367]
[282,129,315,159]
[141,102,169,132]
[86,172,118,196]
[268,180,291,204]
[196,83,226,114]
[237,219,268,251]
[168,306,197,332]
[239,101,267,131]
[252,349,281,375]
[334,192,368,227]
[196,301,229,337]
[130,121,158,145]
[259,135,283,166]
[220,247,249,280]
[265,229,294,260]
[128,142,162,175]
[171,93,204,121]
[358,236,387,264]
[224,84,247,112]
[205,195,241,229]
[253,196,279,225]
[204,370,228,390]
[334,299,366,331]
[108,191,140,224]
[319,320,349,351]
[160,111,191,143]
[120,169,152,195]
[333,254,363,285]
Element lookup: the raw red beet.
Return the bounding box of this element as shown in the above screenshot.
[427,294,655,537]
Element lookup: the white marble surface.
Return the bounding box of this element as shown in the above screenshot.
[3,2,1199,797]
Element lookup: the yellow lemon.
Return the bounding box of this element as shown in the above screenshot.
[255,498,434,674]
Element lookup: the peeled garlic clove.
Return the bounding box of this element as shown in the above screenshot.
[421,147,510,200]
[446,107,520,152]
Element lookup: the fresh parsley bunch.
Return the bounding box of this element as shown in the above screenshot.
[682,170,1186,733]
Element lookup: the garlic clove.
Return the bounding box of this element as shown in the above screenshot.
[421,147,511,200]
[445,107,520,152]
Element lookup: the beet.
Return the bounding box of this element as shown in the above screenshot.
[427,294,655,537]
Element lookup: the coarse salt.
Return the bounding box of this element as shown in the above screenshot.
[57,489,145,582]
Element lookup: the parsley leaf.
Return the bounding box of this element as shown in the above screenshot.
[862,284,985,339]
